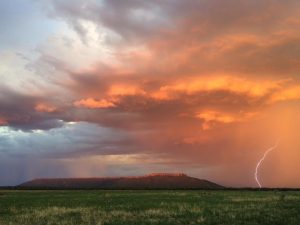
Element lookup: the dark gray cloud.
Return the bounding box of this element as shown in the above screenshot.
[0,87,64,131]
[36,0,300,79]
[43,0,171,43]
[42,0,300,45]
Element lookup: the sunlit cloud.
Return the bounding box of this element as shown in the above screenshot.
[35,103,57,113]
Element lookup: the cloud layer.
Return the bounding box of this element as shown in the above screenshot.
[0,0,300,186]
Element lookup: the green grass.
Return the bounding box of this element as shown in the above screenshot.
[0,190,299,225]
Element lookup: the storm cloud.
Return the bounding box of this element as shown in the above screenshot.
[0,0,300,186]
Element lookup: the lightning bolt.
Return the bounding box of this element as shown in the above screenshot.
[255,139,280,188]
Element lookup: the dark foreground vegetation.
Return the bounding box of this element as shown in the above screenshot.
[0,190,299,225]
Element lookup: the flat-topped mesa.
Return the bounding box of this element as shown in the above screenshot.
[26,173,187,181]
[18,173,224,189]
[145,173,187,177]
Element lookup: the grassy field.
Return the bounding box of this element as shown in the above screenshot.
[0,190,299,225]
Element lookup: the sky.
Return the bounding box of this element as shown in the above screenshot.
[1,0,300,187]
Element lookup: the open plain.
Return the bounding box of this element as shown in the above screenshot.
[0,190,299,225]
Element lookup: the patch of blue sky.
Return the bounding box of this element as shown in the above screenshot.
[0,0,63,50]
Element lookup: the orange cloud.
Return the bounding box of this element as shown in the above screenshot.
[108,84,145,96]
[196,110,258,130]
[270,85,300,103]
[152,76,284,100]
[74,98,116,109]
[196,110,236,130]
[197,110,236,123]
[35,103,57,113]
[0,118,8,125]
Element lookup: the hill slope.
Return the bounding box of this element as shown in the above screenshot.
[18,173,224,189]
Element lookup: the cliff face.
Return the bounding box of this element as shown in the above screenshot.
[18,173,224,190]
